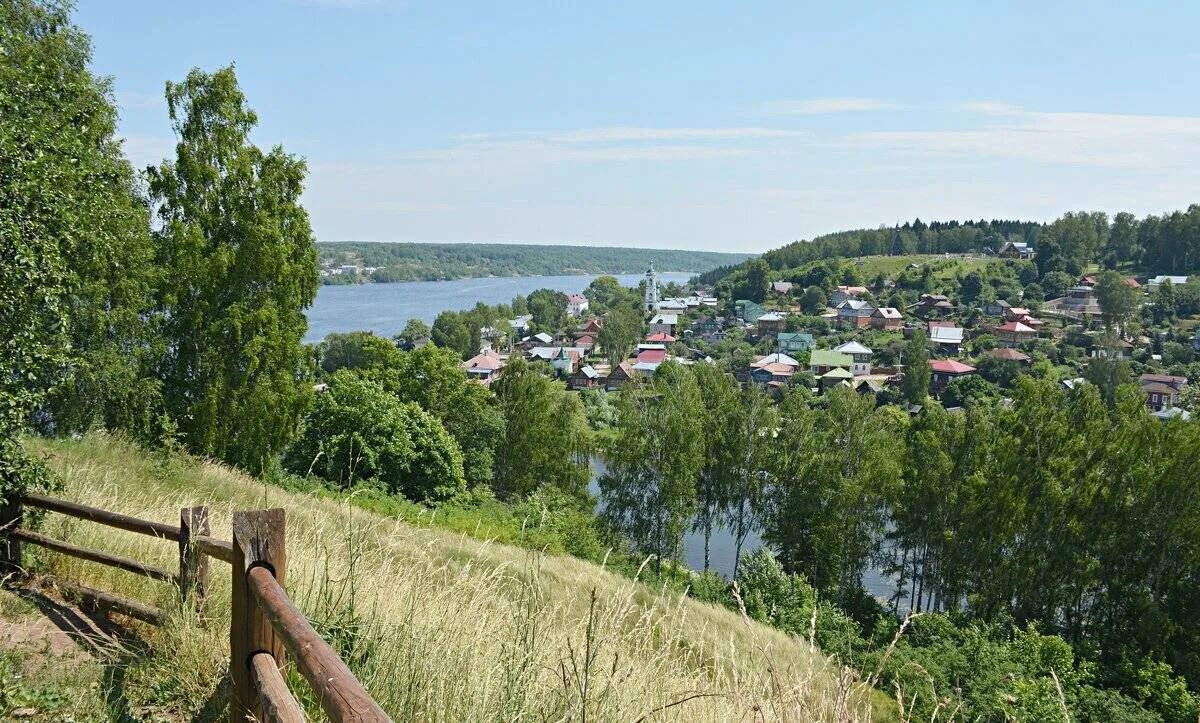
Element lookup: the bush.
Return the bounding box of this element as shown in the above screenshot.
[286,369,466,501]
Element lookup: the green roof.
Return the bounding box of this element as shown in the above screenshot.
[810,350,852,368]
[821,367,854,379]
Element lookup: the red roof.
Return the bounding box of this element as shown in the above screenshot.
[576,335,595,345]
[992,348,1031,362]
[636,349,667,364]
[645,331,676,343]
[996,321,1036,333]
[930,360,976,374]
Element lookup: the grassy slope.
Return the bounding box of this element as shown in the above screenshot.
[14,434,888,721]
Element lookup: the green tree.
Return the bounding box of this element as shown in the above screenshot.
[691,364,740,571]
[800,285,827,313]
[396,318,430,346]
[901,330,931,405]
[491,358,590,499]
[728,384,779,577]
[286,370,465,500]
[148,66,318,474]
[1,0,137,494]
[1095,270,1139,333]
[598,306,643,364]
[431,311,472,358]
[319,332,401,373]
[601,361,704,576]
[527,288,568,331]
[584,275,625,313]
[744,259,770,303]
[378,344,505,487]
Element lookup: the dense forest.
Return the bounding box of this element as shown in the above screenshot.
[701,208,1200,292]
[318,241,749,283]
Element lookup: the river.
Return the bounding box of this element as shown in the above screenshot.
[304,272,695,343]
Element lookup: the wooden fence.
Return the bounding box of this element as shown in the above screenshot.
[0,494,391,722]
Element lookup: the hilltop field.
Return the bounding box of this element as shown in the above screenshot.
[1,434,888,721]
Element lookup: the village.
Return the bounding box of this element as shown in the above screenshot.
[453,256,1196,421]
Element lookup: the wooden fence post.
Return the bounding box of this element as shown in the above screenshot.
[1,496,22,581]
[230,509,287,722]
[179,506,210,615]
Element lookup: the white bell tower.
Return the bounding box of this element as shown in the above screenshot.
[644,262,659,311]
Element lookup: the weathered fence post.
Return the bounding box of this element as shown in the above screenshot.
[230,508,287,722]
[179,505,210,615]
[0,496,22,580]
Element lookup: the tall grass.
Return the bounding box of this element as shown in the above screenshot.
[21,433,885,721]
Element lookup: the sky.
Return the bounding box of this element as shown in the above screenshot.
[78,1,1200,253]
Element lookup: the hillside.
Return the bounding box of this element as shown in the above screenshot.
[3,434,885,721]
[318,241,751,283]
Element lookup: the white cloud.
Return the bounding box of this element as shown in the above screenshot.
[756,97,899,115]
[848,108,1200,168]
[120,134,176,171]
[957,101,1024,116]
[115,90,164,111]
[546,127,805,143]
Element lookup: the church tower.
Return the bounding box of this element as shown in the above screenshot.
[644,262,659,312]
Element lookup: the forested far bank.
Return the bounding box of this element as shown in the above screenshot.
[317,240,749,283]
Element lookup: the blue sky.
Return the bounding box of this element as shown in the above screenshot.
[79,1,1200,252]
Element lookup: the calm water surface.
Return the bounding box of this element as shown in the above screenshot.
[305,272,694,343]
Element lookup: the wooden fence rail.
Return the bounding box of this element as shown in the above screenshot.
[0,494,391,722]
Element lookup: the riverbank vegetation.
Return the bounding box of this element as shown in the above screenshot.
[317,240,749,283]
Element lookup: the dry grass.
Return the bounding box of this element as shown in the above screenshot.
[19,432,886,721]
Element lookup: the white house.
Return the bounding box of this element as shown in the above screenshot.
[1148,275,1189,293]
[567,294,589,317]
[834,341,874,376]
[649,313,678,334]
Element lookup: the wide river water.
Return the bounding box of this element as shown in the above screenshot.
[304,275,894,597]
[304,272,694,343]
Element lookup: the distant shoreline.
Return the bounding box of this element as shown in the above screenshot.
[320,269,700,285]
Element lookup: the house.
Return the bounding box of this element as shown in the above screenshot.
[991,347,1031,364]
[836,299,875,329]
[753,353,801,370]
[550,347,581,375]
[750,361,796,385]
[649,313,678,335]
[757,311,787,334]
[1089,336,1133,360]
[691,315,726,343]
[810,349,853,376]
[1139,374,1187,412]
[1148,275,1190,293]
[606,362,635,390]
[928,323,965,354]
[830,285,869,306]
[820,367,854,391]
[834,341,873,376]
[575,334,596,354]
[735,299,766,323]
[871,307,903,330]
[578,318,603,335]
[912,294,954,317]
[777,332,815,355]
[853,377,885,395]
[635,346,668,372]
[655,298,689,312]
[568,365,600,390]
[1056,286,1102,316]
[510,314,534,337]
[995,321,1038,347]
[527,345,587,362]
[997,241,1033,259]
[1078,275,1098,287]
[462,350,505,385]
[982,299,1011,316]
[645,331,676,343]
[567,294,590,317]
[930,360,977,395]
[770,281,794,295]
